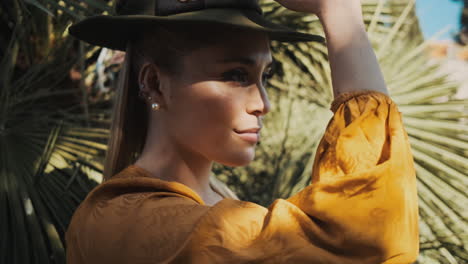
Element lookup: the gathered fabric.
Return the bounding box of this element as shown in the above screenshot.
[65,90,419,264]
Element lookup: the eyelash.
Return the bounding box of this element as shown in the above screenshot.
[262,70,274,85]
[222,68,274,86]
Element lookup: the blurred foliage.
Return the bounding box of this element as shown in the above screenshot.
[0,0,110,263]
[214,1,468,263]
[0,0,467,263]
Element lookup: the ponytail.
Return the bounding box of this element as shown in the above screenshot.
[103,43,148,180]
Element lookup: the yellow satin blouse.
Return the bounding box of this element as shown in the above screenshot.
[65,90,419,263]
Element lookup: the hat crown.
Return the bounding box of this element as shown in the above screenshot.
[115,0,262,16]
[69,0,323,51]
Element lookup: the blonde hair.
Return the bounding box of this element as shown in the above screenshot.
[103,24,237,180]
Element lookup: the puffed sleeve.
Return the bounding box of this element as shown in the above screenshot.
[66,90,419,264]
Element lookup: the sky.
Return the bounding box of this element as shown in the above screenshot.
[416,0,463,40]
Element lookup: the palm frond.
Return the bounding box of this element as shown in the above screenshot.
[213,1,468,263]
[0,1,110,263]
[2,0,467,263]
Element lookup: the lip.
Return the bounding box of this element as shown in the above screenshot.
[236,132,260,143]
[235,127,261,134]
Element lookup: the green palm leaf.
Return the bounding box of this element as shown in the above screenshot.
[2,0,467,263]
[214,1,468,263]
[0,0,109,263]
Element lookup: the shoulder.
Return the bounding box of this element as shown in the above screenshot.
[66,165,210,263]
[67,165,207,226]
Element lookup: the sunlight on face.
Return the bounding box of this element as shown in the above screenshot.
[162,30,273,166]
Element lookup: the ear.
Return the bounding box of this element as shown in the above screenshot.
[138,62,167,108]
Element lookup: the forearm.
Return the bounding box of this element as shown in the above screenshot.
[318,2,389,97]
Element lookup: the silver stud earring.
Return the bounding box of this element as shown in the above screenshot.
[151,103,160,111]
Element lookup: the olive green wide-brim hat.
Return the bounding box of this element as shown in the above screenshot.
[69,0,324,51]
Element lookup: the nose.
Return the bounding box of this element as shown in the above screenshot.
[247,82,271,117]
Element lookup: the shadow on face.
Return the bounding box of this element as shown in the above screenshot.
[153,27,273,166]
[134,23,274,167]
[172,28,273,91]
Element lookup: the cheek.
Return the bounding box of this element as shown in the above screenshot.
[170,82,238,144]
[167,82,256,165]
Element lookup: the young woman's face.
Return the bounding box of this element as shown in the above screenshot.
[158,30,272,166]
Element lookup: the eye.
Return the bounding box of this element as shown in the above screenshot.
[221,68,249,84]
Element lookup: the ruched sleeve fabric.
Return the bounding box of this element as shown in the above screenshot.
[65,90,419,264]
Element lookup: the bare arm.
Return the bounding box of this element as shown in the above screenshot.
[275,0,389,97]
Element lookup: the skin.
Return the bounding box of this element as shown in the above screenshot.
[135,0,389,206]
[274,0,389,97]
[135,30,272,205]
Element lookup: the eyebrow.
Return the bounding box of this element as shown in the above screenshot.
[216,57,273,68]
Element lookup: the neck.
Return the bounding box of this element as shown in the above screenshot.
[134,122,215,202]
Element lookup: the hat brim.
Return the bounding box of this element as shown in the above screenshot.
[69,8,325,51]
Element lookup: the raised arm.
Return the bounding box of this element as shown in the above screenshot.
[66,2,419,263]
[67,93,419,264]
[275,0,389,97]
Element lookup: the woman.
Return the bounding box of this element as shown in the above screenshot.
[66,0,419,263]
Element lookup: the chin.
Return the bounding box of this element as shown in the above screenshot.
[216,149,256,167]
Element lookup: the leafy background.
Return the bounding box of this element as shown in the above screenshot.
[0,0,467,263]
